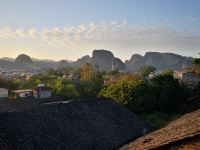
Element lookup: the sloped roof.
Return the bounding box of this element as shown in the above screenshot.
[0,98,41,113]
[120,109,200,150]
[12,89,33,93]
[0,98,151,150]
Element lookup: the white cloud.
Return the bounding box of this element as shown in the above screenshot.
[0,21,200,54]
[28,28,38,38]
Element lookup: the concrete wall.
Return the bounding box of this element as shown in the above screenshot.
[39,91,51,98]
[34,90,51,99]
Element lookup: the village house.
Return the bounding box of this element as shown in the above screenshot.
[25,72,34,80]
[174,70,200,85]
[0,70,35,81]
[11,89,34,98]
[0,71,7,76]
[33,84,52,99]
[11,84,52,99]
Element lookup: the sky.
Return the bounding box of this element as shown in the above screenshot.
[0,0,200,61]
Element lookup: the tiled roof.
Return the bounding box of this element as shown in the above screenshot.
[0,97,70,113]
[0,98,151,150]
[120,109,200,150]
[11,89,33,93]
[0,98,41,113]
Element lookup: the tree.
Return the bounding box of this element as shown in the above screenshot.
[80,63,93,82]
[100,73,191,114]
[0,78,19,90]
[45,68,55,76]
[99,79,156,113]
[139,66,156,77]
[193,58,200,65]
[53,78,79,99]
[80,63,103,98]
[106,70,119,76]
[162,70,173,76]
[151,73,191,113]
[80,63,103,84]
[192,58,200,76]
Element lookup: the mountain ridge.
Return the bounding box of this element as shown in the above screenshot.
[0,50,194,71]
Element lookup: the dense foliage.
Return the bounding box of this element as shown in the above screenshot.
[1,64,104,99]
[0,78,19,90]
[139,66,156,77]
[0,64,198,128]
[100,73,192,114]
[192,58,200,76]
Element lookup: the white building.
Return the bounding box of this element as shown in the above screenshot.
[12,89,33,98]
[0,88,8,98]
[33,84,52,99]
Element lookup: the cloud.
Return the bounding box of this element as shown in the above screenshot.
[0,21,200,53]
[183,16,199,24]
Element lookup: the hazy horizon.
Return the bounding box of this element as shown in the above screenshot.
[0,0,200,60]
[0,50,196,62]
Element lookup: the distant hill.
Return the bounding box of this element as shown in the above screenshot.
[15,54,34,64]
[34,61,58,70]
[14,54,39,71]
[0,54,38,71]
[0,60,15,70]
[0,54,54,71]
[91,50,114,71]
[0,50,194,72]
[32,58,56,62]
[71,50,126,71]
[73,49,125,71]
[112,57,125,71]
[0,54,72,71]
[72,55,91,67]
[0,57,15,62]
[57,60,71,68]
[125,52,193,71]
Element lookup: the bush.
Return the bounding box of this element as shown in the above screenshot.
[100,73,192,114]
[150,73,191,113]
[0,78,19,90]
[100,79,157,113]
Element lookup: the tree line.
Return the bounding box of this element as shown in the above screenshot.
[0,60,200,119]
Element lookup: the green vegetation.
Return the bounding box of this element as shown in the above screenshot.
[0,64,198,128]
[193,58,200,65]
[100,72,194,127]
[192,58,200,76]
[100,78,156,113]
[0,64,103,99]
[139,66,156,77]
[0,78,19,90]
[100,73,192,114]
[27,64,103,99]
